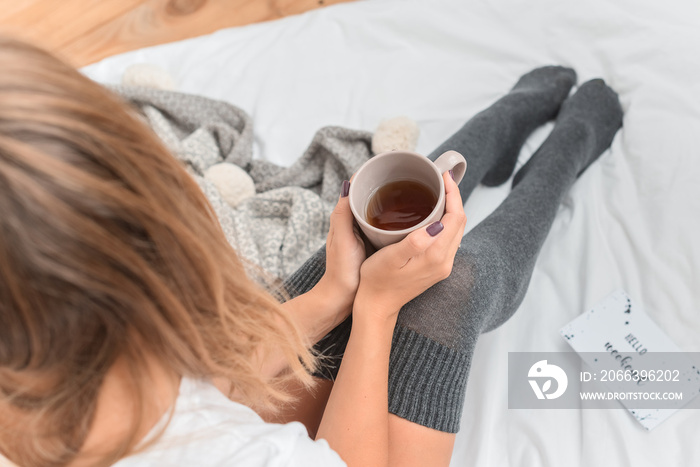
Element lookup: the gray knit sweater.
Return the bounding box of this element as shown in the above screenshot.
[115,85,373,279]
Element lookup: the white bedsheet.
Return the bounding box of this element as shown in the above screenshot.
[83,0,700,465]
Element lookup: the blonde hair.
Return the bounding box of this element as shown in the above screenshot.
[0,37,315,466]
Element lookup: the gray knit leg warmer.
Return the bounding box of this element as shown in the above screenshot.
[389,78,623,431]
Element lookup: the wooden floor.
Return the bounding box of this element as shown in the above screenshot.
[0,0,355,67]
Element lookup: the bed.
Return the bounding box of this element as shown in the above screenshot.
[83,0,700,465]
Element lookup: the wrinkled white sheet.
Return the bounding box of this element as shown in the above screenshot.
[84,0,700,465]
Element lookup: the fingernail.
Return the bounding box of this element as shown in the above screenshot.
[449,169,455,181]
[427,221,444,237]
[341,180,350,198]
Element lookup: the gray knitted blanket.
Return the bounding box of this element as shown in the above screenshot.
[115,86,373,279]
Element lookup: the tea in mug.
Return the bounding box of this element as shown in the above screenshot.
[366,179,437,231]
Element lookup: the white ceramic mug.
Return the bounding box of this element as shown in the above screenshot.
[348,150,466,249]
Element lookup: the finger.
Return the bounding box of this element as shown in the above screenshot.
[356,226,377,257]
[436,210,466,247]
[443,171,464,215]
[352,222,366,249]
[424,174,466,262]
[352,223,362,242]
[329,181,358,241]
[417,221,462,281]
[440,171,467,238]
[430,210,465,260]
[385,221,443,268]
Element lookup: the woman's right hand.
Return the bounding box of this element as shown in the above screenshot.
[354,171,466,321]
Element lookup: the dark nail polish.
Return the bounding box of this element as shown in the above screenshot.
[427,221,444,237]
[341,180,350,198]
[449,169,455,181]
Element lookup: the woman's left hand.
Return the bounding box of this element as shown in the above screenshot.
[281,181,365,347]
[314,181,366,328]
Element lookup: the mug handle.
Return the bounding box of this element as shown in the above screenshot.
[433,150,467,185]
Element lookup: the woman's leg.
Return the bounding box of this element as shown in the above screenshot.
[388,78,623,465]
[427,65,577,199]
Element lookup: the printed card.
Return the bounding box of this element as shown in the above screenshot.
[560,290,700,430]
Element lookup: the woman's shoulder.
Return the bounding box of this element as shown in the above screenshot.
[113,378,346,467]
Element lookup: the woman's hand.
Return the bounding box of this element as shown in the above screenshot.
[278,181,365,351]
[312,181,367,330]
[354,172,466,321]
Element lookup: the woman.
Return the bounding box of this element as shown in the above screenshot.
[0,36,622,466]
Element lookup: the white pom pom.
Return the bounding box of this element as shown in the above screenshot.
[371,116,420,154]
[204,163,256,208]
[121,63,177,91]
